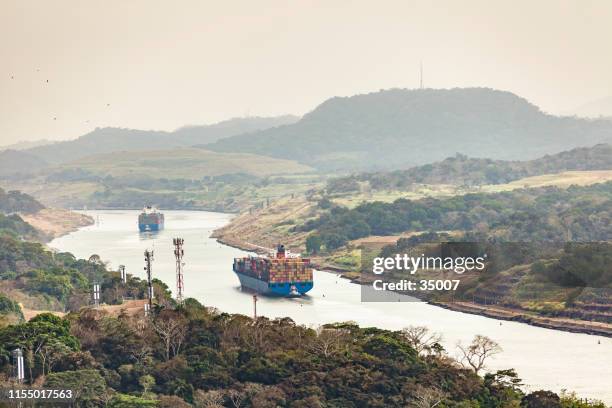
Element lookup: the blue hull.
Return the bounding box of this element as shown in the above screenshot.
[235,271,313,297]
[139,223,163,232]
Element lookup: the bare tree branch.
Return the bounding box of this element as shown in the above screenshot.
[456,335,502,375]
[401,326,443,356]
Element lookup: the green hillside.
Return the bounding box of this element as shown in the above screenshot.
[0,149,50,177]
[24,115,298,165]
[59,147,313,179]
[207,88,612,170]
[303,181,612,246]
[327,144,612,192]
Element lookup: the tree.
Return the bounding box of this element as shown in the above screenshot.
[308,327,346,358]
[109,394,158,408]
[227,389,245,408]
[39,339,72,375]
[306,235,322,254]
[0,313,79,382]
[45,369,106,407]
[456,335,502,375]
[139,374,156,396]
[250,385,286,408]
[158,395,192,408]
[150,310,188,360]
[409,384,447,408]
[194,389,224,408]
[521,390,561,408]
[401,326,443,356]
[322,232,348,251]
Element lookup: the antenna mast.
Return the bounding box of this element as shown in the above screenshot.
[420,61,424,89]
[119,265,127,283]
[173,238,185,305]
[144,249,154,309]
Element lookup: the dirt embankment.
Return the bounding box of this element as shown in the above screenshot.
[212,196,316,253]
[432,301,612,338]
[21,208,93,241]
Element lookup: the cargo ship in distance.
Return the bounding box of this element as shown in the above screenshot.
[138,206,165,232]
[233,244,314,297]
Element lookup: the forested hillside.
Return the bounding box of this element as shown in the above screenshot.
[302,181,612,250]
[0,187,45,214]
[0,301,605,407]
[22,115,298,165]
[207,88,612,170]
[327,144,612,191]
[0,149,50,177]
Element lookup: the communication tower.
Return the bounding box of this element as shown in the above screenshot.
[173,238,185,305]
[93,281,100,308]
[119,265,127,283]
[12,348,24,382]
[144,249,154,309]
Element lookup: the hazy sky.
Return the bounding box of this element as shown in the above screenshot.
[1,0,611,144]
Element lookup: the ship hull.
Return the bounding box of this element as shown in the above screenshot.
[234,271,313,297]
[139,223,163,232]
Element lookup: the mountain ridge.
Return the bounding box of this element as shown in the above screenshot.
[206,88,612,170]
[327,143,612,191]
[22,115,299,165]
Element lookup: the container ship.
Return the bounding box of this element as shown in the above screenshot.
[233,244,313,297]
[138,206,165,232]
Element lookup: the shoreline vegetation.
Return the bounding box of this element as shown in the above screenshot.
[211,179,612,338]
[0,214,607,406]
[212,233,612,339]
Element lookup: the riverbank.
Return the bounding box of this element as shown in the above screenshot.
[49,209,612,402]
[21,207,94,241]
[214,234,612,338]
[431,301,612,338]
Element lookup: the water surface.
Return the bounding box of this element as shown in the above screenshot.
[50,210,612,403]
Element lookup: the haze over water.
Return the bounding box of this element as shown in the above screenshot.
[50,210,612,403]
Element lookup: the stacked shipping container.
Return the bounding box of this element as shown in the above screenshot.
[232,245,314,296]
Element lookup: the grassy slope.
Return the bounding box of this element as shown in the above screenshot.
[215,170,612,253]
[1,149,319,211]
[60,147,314,178]
[332,170,612,209]
[213,171,612,327]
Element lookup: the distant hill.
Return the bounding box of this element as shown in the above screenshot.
[24,115,299,165]
[206,88,612,171]
[328,144,612,191]
[566,96,612,118]
[0,150,50,177]
[0,139,55,151]
[58,147,313,179]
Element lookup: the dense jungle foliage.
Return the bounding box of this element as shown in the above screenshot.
[302,182,612,251]
[326,144,612,191]
[0,302,606,407]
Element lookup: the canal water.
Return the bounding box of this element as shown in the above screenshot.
[50,210,612,403]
